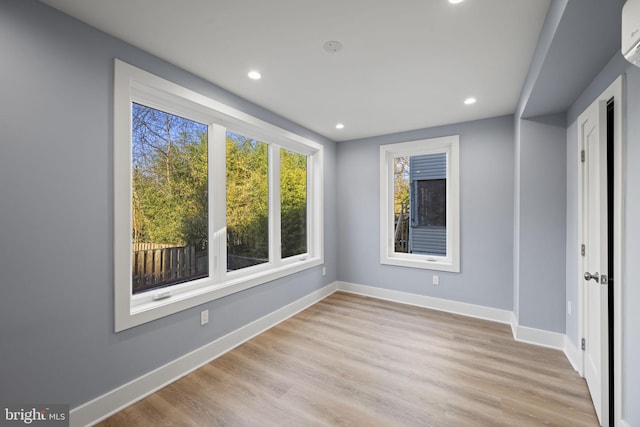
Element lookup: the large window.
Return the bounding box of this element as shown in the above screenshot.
[114,60,323,331]
[380,136,459,272]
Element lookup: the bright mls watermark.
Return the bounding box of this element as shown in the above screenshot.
[1,405,68,426]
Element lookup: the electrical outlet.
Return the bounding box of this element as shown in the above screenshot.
[433,275,439,286]
[200,309,209,326]
[322,267,326,276]
[567,301,572,316]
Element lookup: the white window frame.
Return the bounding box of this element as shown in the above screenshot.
[114,59,323,332]
[379,135,460,272]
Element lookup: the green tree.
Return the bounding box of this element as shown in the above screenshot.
[394,156,410,216]
[131,103,208,249]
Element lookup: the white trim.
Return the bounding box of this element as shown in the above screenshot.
[338,281,565,350]
[337,281,512,324]
[507,311,564,351]
[621,420,630,427]
[511,320,565,350]
[70,283,337,427]
[564,335,584,374]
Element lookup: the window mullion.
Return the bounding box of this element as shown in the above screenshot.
[211,124,227,282]
[271,144,282,265]
[307,149,322,260]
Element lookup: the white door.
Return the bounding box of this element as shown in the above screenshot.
[580,99,609,426]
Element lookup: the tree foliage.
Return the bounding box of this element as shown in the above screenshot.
[281,149,307,258]
[131,103,208,250]
[226,133,269,265]
[394,156,410,216]
[131,104,308,270]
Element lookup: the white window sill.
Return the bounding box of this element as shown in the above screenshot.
[117,257,323,331]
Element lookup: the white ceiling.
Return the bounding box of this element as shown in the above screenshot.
[41,0,550,142]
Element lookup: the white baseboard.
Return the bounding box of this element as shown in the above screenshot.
[337,281,565,350]
[621,420,630,427]
[336,281,512,325]
[563,335,583,374]
[508,312,565,350]
[511,321,565,350]
[70,283,338,427]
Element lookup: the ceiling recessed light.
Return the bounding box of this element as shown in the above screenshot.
[449,0,464,4]
[248,70,261,80]
[464,97,477,105]
[336,123,345,129]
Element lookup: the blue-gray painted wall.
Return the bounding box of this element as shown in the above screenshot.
[337,116,515,310]
[514,115,567,333]
[621,63,640,427]
[0,0,337,407]
[512,0,569,335]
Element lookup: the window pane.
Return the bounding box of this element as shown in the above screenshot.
[393,156,410,253]
[226,132,269,271]
[281,149,307,258]
[393,153,447,256]
[131,103,209,294]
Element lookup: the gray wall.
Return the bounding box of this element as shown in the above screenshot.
[622,63,640,427]
[511,0,569,334]
[514,115,567,333]
[0,0,337,407]
[337,115,514,310]
[565,119,579,342]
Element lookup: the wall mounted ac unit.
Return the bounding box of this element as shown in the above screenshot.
[622,0,640,66]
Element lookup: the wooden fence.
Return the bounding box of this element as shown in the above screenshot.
[394,201,410,253]
[132,245,208,293]
[132,242,180,251]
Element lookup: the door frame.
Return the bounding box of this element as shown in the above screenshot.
[577,75,624,426]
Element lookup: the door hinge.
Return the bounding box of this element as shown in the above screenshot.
[581,150,585,163]
[581,244,585,256]
[581,338,586,351]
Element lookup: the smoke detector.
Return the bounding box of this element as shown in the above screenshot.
[323,41,343,53]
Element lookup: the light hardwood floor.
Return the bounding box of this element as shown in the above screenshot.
[98,292,598,426]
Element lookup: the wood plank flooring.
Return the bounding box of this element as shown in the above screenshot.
[98,292,598,426]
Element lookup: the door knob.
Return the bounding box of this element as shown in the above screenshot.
[584,272,600,282]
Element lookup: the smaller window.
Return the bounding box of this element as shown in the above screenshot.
[380,135,460,272]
